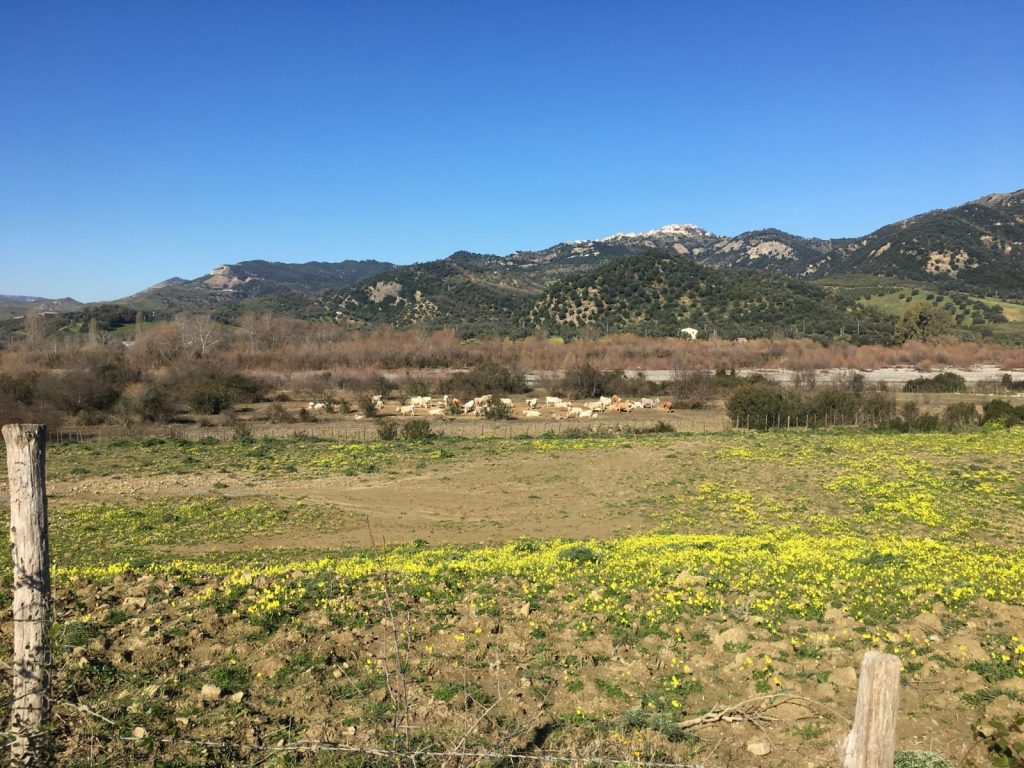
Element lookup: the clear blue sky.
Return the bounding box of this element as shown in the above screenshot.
[2,0,1022,301]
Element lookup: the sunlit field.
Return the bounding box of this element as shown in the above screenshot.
[2,427,1023,766]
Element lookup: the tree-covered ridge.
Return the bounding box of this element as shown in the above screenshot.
[124,258,397,310]
[530,251,894,342]
[10,189,1022,343]
[692,191,1024,297]
[698,228,852,277]
[832,192,1024,296]
[319,258,536,336]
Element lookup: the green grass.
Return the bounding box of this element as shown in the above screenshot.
[45,496,334,566]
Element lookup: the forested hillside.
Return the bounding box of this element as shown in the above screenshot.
[529,252,894,342]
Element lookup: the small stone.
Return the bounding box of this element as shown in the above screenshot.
[132,726,147,739]
[175,717,190,728]
[345,725,356,736]
[976,723,997,738]
[831,666,858,688]
[200,684,223,701]
[332,668,343,679]
[517,602,531,617]
[228,691,244,703]
[673,571,707,588]
[122,596,147,611]
[746,740,772,756]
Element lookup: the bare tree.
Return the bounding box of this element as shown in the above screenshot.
[175,313,223,358]
[237,312,262,354]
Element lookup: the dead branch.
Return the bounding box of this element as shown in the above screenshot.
[678,692,816,729]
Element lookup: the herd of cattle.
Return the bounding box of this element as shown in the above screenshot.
[310,393,675,419]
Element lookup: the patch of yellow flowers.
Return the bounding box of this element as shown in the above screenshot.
[56,529,1024,672]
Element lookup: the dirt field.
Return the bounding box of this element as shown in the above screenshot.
[2,427,1024,766]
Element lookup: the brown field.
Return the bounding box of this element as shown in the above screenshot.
[2,421,1023,767]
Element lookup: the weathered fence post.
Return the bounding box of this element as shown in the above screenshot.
[3,424,51,767]
[842,651,901,768]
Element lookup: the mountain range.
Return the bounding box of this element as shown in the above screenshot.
[4,189,1022,342]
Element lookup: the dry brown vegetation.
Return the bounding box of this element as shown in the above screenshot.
[4,317,1024,431]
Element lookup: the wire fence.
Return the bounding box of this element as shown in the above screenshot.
[47,415,735,445]
[0,722,714,768]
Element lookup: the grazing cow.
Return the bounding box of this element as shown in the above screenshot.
[640,397,658,409]
[463,399,476,414]
[526,397,538,409]
[476,394,493,405]
[598,396,613,406]
[398,404,416,416]
[499,397,513,407]
[545,396,562,406]
[410,395,432,408]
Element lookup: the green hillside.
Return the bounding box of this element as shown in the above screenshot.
[530,252,894,343]
[123,259,396,310]
[319,255,536,335]
[815,274,1024,345]
[831,191,1024,296]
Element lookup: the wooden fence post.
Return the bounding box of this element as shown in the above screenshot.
[3,424,51,767]
[843,651,901,768]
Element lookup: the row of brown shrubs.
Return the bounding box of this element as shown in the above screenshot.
[5,316,1024,427]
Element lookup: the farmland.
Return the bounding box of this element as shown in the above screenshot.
[2,427,1024,766]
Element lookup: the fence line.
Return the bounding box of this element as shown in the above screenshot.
[9,726,711,768]
[47,417,733,445]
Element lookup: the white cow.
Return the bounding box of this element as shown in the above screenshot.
[463,399,476,414]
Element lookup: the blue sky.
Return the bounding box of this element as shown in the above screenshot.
[2,1,1022,301]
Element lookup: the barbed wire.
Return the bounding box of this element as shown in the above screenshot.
[122,737,709,767]
[0,726,711,768]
